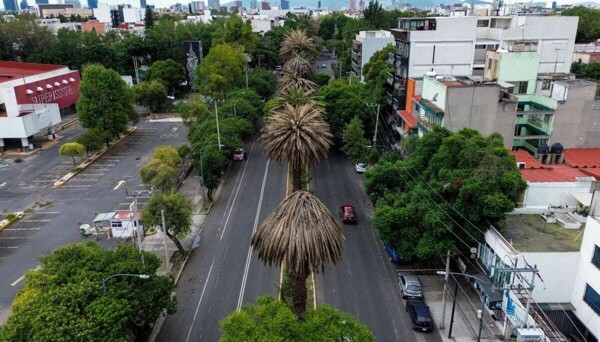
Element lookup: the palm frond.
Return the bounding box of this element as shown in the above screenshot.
[251,190,344,274]
[279,29,318,64]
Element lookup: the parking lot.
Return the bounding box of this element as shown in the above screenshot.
[0,210,59,262]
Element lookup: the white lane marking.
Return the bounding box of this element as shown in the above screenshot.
[4,228,41,231]
[22,186,46,189]
[0,182,6,187]
[218,141,255,241]
[237,159,270,310]
[185,258,216,342]
[11,266,41,286]
[63,185,92,188]
[0,237,31,239]
[21,219,51,222]
[114,180,126,190]
[0,246,18,249]
[35,212,60,214]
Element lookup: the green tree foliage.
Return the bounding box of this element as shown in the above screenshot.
[314,72,331,87]
[212,16,259,54]
[144,6,155,28]
[220,88,263,123]
[0,242,176,341]
[365,128,527,260]
[253,26,287,69]
[0,14,54,62]
[133,80,168,112]
[76,65,132,142]
[318,14,350,40]
[197,44,246,97]
[76,128,107,156]
[143,191,192,253]
[140,146,181,192]
[220,296,374,342]
[246,69,278,99]
[342,116,370,163]
[362,44,394,84]
[320,80,377,139]
[571,61,600,80]
[59,142,86,166]
[144,59,186,94]
[561,7,600,43]
[153,145,182,168]
[179,100,213,127]
[283,13,319,37]
[363,1,384,28]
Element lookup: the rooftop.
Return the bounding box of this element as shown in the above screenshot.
[503,214,583,253]
[511,149,600,182]
[564,148,600,168]
[0,61,65,84]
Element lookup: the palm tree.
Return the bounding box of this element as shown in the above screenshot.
[251,190,344,320]
[261,103,332,191]
[279,29,318,65]
[266,85,324,116]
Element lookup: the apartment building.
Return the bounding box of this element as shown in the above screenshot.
[351,30,394,82]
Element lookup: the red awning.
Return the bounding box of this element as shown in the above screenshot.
[398,110,417,128]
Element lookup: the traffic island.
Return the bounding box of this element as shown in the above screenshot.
[53,127,137,188]
[0,212,25,233]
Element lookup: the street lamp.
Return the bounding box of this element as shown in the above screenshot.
[244,67,253,88]
[436,271,488,341]
[102,273,149,295]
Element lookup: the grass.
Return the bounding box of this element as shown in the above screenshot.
[6,213,16,221]
[504,214,583,252]
[71,167,82,174]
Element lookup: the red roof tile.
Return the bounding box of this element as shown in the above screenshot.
[397,109,417,128]
[510,150,542,169]
[0,61,65,84]
[564,148,600,168]
[520,165,593,182]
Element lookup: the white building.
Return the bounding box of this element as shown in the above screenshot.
[250,15,277,33]
[0,61,80,152]
[35,18,82,33]
[122,7,145,23]
[93,3,112,24]
[351,30,394,82]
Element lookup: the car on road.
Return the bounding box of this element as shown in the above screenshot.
[398,273,423,299]
[339,205,357,224]
[406,300,434,332]
[233,148,246,161]
[355,163,367,173]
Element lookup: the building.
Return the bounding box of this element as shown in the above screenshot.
[36,4,93,18]
[250,16,276,33]
[280,0,289,10]
[140,0,146,8]
[36,18,82,33]
[34,0,48,4]
[19,0,27,9]
[64,0,80,9]
[260,1,270,10]
[189,1,204,12]
[2,0,19,12]
[208,0,219,10]
[351,30,394,82]
[250,0,257,9]
[92,3,111,24]
[87,0,97,9]
[81,19,108,34]
[0,61,80,152]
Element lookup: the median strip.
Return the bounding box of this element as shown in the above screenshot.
[0,212,25,233]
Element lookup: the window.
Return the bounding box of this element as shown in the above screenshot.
[584,284,600,315]
[477,19,489,27]
[541,80,552,90]
[511,81,529,94]
[593,245,600,269]
[487,58,493,70]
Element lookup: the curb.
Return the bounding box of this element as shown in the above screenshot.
[0,212,25,233]
[55,117,79,133]
[53,127,137,188]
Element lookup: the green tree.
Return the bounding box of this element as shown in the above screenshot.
[143,191,192,253]
[133,80,168,112]
[561,7,600,43]
[76,65,132,142]
[245,69,278,99]
[144,59,186,94]
[0,242,176,341]
[342,116,370,163]
[363,1,384,28]
[59,142,86,166]
[0,14,54,62]
[253,26,287,69]
[212,16,259,54]
[314,72,331,87]
[571,61,600,80]
[153,145,182,168]
[362,44,394,84]
[220,296,374,341]
[366,128,527,260]
[197,44,246,97]
[144,6,155,28]
[76,128,106,156]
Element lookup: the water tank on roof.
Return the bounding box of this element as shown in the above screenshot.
[550,142,564,154]
[537,143,550,154]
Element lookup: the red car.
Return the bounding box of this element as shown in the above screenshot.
[233,148,246,161]
[339,205,357,224]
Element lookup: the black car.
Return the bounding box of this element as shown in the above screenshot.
[406,300,434,332]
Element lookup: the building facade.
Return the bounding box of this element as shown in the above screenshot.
[208,0,219,10]
[2,0,19,12]
[351,30,394,82]
[280,0,289,9]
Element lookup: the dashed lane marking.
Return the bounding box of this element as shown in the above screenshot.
[21,219,51,222]
[0,182,6,187]
[4,228,41,231]
[0,237,31,240]
[35,212,60,214]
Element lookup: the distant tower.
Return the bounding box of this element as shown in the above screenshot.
[551,1,557,8]
[140,0,146,7]
[358,0,364,9]
[280,0,289,9]
[88,0,97,8]
[349,0,355,10]
[317,0,320,8]
[250,0,257,9]
[3,0,18,11]
[19,0,27,9]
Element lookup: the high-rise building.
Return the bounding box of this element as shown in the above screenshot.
[19,0,27,9]
[208,0,219,10]
[35,0,49,4]
[64,0,81,8]
[3,0,18,11]
[250,0,257,9]
[317,0,320,8]
[87,0,97,8]
[140,0,146,8]
[260,1,270,9]
[280,0,289,9]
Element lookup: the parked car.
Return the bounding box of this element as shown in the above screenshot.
[233,148,246,161]
[398,273,423,299]
[406,300,434,332]
[339,205,357,224]
[355,163,367,173]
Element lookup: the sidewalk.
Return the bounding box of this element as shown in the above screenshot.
[420,275,504,342]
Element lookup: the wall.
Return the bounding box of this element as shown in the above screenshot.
[522,252,580,303]
[421,76,448,109]
[445,84,505,137]
[361,37,394,72]
[93,4,112,23]
[497,52,540,94]
[571,215,600,340]
[522,181,593,209]
[551,82,600,148]
[0,104,60,138]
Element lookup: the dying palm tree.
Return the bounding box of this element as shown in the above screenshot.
[277,73,318,94]
[266,85,324,116]
[261,103,332,191]
[279,29,318,65]
[251,190,344,320]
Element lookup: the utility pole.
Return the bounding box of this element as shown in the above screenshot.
[244,67,252,88]
[257,54,262,69]
[125,188,154,266]
[495,265,540,328]
[199,154,207,210]
[161,210,171,273]
[440,250,452,330]
[214,100,222,150]
[373,104,380,147]
[448,283,459,338]
[132,56,140,84]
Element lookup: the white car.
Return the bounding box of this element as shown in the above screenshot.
[355,163,367,173]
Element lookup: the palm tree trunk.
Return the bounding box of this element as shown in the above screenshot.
[292,165,302,192]
[166,231,185,254]
[289,266,309,320]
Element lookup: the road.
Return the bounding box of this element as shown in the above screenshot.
[312,148,443,342]
[0,120,188,325]
[157,135,286,341]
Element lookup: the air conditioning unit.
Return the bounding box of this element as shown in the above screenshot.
[517,162,526,170]
[516,328,545,342]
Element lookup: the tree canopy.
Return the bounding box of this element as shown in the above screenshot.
[144,59,186,94]
[133,80,169,112]
[561,7,600,43]
[342,115,370,164]
[212,16,259,54]
[0,242,176,341]
[365,128,527,261]
[143,191,193,253]
[197,44,246,97]
[220,296,374,342]
[59,142,86,166]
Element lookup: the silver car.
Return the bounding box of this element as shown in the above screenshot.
[399,273,423,299]
[355,163,367,173]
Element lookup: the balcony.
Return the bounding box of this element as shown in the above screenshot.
[387,72,394,86]
[388,52,395,66]
[515,94,557,115]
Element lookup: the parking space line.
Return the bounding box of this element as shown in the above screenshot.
[21,219,51,222]
[0,246,18,249]
[69,178,99,182]
[36,212,60,214]
[0,237,31,239]
[22,186,47,189]
[4,228,41,231]
[63,185,92,188]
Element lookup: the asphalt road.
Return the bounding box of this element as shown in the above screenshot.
[0,120,188,325]
[157,135,286,341]
[312,148,443,342]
